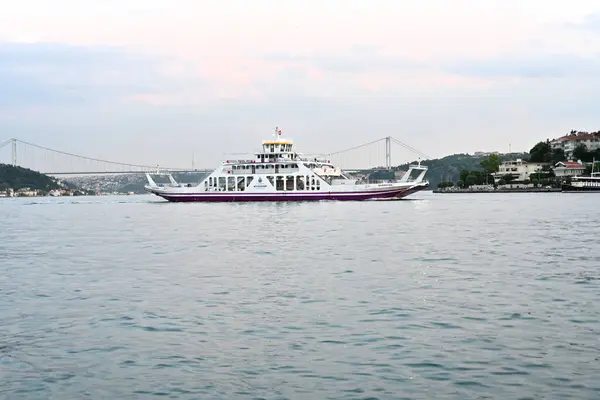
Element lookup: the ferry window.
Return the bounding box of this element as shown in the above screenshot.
[276,176,284,191]
[296,176,305,190]
[237,177,245,191]
[270,145,274,152]
[227,177,235,191]
[246,176,253,187]
[218,177,226,190]
[267,176,274,186]
[286,176,294,191]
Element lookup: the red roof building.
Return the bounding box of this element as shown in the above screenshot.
[553,161,586,178]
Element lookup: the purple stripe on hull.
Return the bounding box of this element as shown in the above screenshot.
[152,185,426,202]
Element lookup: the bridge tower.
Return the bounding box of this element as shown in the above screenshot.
[385,136,391,169]
[11,138,17,167]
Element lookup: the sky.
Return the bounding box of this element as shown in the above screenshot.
[1,0,600,170]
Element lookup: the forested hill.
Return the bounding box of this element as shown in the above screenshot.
[0,164,62,191]
[369,152,529,189]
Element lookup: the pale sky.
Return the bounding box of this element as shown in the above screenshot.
[1,0,599,170]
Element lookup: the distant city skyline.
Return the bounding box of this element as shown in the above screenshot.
[1,0,600,170]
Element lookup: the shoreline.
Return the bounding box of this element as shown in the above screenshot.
[434,188,562,194]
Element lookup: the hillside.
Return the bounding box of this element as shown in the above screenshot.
[65,172,209,194]
[369,152,529,189]
[0,163,63,191]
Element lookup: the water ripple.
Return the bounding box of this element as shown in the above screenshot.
[1,192,600,399]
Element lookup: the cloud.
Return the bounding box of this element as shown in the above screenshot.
[263,46,423,74]
[565,12,600,31]
[2,24,600,170]
[0,69,82,107]
[442,53,600,79]
[0,42,208,108]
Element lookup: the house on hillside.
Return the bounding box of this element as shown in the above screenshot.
[474,151,500,157]
[550,134,600,158]
[492,159,547,182]
[552,161,585,178]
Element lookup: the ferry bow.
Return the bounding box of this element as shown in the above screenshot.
[145,127,429,202]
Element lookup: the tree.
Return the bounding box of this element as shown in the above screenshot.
[585,162,600,175]
[465,174,478,187]
[528,140,552,163]
[573,144,588,161]
[552,149,566,163]
[480,154,501,174]
[0,164,62,191]
[503,174,515,183]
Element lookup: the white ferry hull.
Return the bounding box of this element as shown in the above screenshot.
[146,183,428,202]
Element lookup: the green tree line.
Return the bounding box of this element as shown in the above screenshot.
[0,164,62,191]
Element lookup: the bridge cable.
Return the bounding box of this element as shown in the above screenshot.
[14,139,184,171]
[390,137,432,160]
[327,137,386,156]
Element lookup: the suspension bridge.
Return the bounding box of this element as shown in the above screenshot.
[0,137,431,176]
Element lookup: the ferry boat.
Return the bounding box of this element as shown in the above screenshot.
[561,173,600,192]
[145,127,429,202]
[561,159,600,192]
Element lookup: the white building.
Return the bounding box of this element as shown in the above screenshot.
[553,161,585,178]
[551,134,600,158]
[474,151,500,157]
[493,159,547,182]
